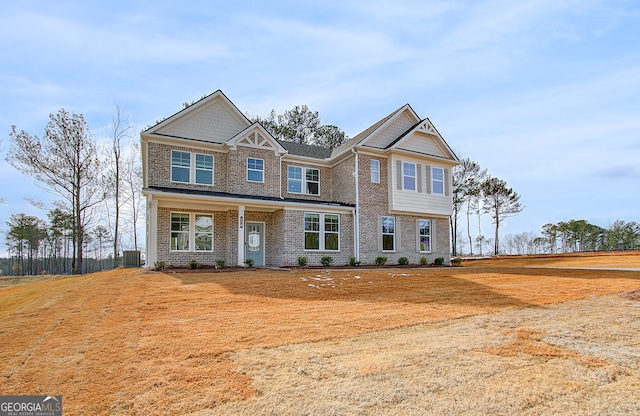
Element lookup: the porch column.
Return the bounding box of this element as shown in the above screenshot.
[146,195,158,267]
[237,206,245,266]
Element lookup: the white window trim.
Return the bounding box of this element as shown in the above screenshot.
[419,219,432,253]
[288,165,320,195]
[169,212,214,252]
[432,167,444,195]
[287,165,303,194]
[304,212,340,252]
[371,159,380,183]
[246,157,265,183]
[402,161,417,192]
[382,216,396,252]
[171,150,214,186]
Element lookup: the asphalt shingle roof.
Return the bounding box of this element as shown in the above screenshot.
[277,140,333,159]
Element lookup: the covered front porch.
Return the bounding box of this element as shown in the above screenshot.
[144,187,355,268]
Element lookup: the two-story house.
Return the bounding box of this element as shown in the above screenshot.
[142,90,459,267]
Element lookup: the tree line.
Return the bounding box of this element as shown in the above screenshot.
[498,219,640,255]
[451,158,638,256]
[4,106,143,276]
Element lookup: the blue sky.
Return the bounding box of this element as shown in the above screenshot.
[1,0,639,252]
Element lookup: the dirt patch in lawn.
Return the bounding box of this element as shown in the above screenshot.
[0,258,639,415]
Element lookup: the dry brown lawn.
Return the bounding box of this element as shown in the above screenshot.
[0,253,639,415]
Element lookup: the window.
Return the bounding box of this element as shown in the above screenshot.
[170,213,213,252]
[194,214,213,251]
[195,154,213,185]
[171,150,213,185]
[370,159,380,183]
[247,158,264,182]
[403,162,416,191]
[288,166,320,195]
[432,167,444,195]
[324,214,339,251]
[304,213,320,250]
[305,213,340,251]
[382,216,395,251]
[288,166,302,193]
[170,213,190,251]
[171,151,190,183]
[419,219,431,252]
[306,168,319,195]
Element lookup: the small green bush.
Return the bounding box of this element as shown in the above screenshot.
[244,258,254,268]
[187,259,201,270]
[349,256,361,267]
[375,256,387,266]
[215,259,225,269]
[398,257,409,266]
[152,261,166,271]
[434,257,445,266]
[420,257,428,266]
[320,256,333,267]
[451,257,462,267]
[298,256,308,266]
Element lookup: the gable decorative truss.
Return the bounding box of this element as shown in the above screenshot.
[416,119,439,136]
[226,123,287,155]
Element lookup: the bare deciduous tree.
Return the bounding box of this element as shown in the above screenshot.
[105,103,134,267]
[8,109,105,274]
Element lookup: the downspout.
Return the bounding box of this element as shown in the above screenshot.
[351,148,360,262]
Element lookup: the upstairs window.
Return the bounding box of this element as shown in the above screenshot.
[403,162,416,191]
[195,154,213,185]
[247,158,264,183]
[288,166,303,193]
[306,168,320,195]
[171,151,191,183]
[171,150,213,185]
[288,166,320,195]
[432,167,444,195]
[370,159,380,183]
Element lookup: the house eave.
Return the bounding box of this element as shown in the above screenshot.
[143,186,355,212]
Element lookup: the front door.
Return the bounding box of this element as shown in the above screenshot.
[245,222,265,266]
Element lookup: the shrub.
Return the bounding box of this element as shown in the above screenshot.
[451,257,462,267]
[420,256,428,266]
[398,257,409,266]
[434,257,445,266]
[298,256,308,266]
[215,259,225,269]
[152,261,166,271]
[349,256,361,267]
[187,259,201,270]
[244,258,254,268]
[375,256,387,266]
[320,256,333,267]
